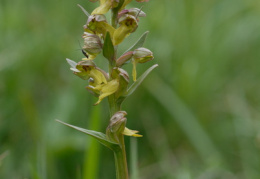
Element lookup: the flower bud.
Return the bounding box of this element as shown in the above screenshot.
[82,32,103,55]
[106,111,127,143]
[116,51,134,67]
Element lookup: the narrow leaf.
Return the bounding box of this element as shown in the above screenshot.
[103,32,115,62]
[126,64,158,97]
[77,4,90,17]
[124,31,149,54]
[56,120,119,150]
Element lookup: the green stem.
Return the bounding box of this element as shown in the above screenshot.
[111,9,118,28]
[108,94,120,117]
[108,95,129,179]
[114,135,129,179]
[109,5,129,179]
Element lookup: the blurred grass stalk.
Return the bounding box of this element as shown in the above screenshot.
[130,138,138,179]
[228,91,260,179]
[145,75,222,165]
[83,105,101,179]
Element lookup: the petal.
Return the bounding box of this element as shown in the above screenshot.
[89,68,108,85]
[122,127,142,137]
[113,25,131,45]
[94,79,119,105]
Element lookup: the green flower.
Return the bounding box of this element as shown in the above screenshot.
[113,14,138,45]
[67,59,120,105]
[88,79,119,105]
[106,111,127,143]
[132,47,154,81]
[106,111,142,143]
[84,14,115,38]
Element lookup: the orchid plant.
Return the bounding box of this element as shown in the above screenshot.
[57,0,157,178]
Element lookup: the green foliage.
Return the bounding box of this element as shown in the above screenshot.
[56,120,119,150]
[124,31,149,54]
[103,32,115,63]
[125,64,158,97]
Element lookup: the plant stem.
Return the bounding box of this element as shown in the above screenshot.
[109,6,129,179]
[114,135,129,179]
[108,94,129,179]
[111,9,118,28]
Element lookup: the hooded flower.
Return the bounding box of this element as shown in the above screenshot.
[106,111,142,143]
[84,14,115,38]
[113,14,138,45]
[67,59,108,83]
[132,47,154,81]
[66,59,120,105]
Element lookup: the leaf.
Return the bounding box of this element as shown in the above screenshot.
[77,4,90,17]
[56,120,119,151]
[126,64,158,97]
[124,31,149,54]
[103,32,115,63]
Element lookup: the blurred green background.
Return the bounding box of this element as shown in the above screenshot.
[1,0,260,178]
